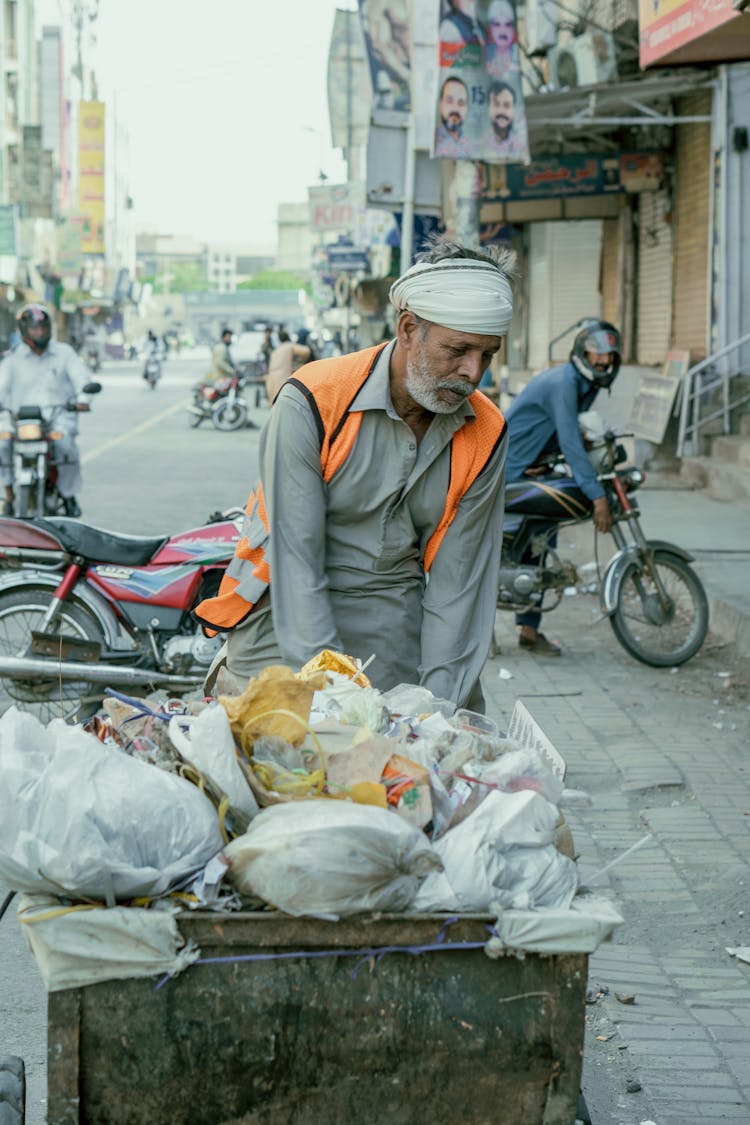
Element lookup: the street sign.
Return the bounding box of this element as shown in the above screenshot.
[326,245,370,273]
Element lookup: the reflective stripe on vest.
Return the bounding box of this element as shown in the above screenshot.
[193,345,506,633]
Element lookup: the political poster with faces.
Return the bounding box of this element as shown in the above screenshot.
[433,0,529,165]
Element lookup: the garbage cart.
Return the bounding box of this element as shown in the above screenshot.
[46,910,588,1125]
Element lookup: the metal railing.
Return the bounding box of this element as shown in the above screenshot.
[676,331,750,457]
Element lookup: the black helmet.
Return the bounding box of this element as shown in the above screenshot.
[570,319,622,388]
[17,303,52,352]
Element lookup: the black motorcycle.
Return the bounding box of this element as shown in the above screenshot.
[2,384,101,519]
[498,429,709,667]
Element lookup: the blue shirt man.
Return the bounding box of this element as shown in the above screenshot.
[505,361,602,500]
[504,321,622,655]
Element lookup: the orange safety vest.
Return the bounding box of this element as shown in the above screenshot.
[194,343,506,633]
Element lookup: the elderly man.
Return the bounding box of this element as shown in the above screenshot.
[196,240,515,712]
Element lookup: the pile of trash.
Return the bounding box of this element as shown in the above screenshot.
[0,649,622,988]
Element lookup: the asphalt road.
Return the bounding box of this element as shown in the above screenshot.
[77,348,265,534]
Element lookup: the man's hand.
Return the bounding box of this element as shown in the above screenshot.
[592,496,612,533]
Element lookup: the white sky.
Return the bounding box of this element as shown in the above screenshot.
[41,0,352,248]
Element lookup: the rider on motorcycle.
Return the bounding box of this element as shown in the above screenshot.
[207,327,239,383]
[0,304,94,517]
[142,330,165,378]
[504,318,622,656]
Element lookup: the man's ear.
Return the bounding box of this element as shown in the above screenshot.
[396,311,420,350]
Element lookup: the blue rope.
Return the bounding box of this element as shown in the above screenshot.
[155,922,496,990]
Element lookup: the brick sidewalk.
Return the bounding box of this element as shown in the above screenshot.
[483,596,750,1124]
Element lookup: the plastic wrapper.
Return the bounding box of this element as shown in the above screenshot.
[168,705,260,820]
[299,649,372,687]
[476,747,564,806]
[413,789,577,913]
[219,664,325,752]
[382,683,456,719]
[224,799,443,920]
[381,754,433,829]
[0,707,223,902]
[310,675,389,731]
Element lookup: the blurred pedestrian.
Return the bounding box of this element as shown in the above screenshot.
[265,330,312,404]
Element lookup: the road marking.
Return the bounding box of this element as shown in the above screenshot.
[81,400,186,464]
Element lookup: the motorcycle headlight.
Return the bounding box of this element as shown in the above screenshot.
[622,467,645,490]
[17,423,43,440]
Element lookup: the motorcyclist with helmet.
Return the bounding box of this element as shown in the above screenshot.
[0,304,96,517]
[503,319,622,656]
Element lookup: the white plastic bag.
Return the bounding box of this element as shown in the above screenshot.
[225,799,442,920]
[0,707,223,902]
[168,706,259,820]
[477,747,564,806]
[413,790,577,913]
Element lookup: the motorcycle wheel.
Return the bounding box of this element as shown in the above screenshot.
[609,549,709,667]
[212,399,248,432]
[0,587,106,723]
[188,407,205,428]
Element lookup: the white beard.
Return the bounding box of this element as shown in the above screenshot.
[405,342,473,414]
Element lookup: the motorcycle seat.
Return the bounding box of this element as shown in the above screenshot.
[33,518,168,566]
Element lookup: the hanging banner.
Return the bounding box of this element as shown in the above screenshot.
[56,215,85,275]
[77,100,105,256]
[358,0,412,114]
[0,205,18,256]
[432,0,529,163]
[327,8,372,148]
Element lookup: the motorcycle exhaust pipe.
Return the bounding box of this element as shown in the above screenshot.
[0,655,202,690]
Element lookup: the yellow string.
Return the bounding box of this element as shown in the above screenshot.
[528,480,589,519]
[19,903,102,924]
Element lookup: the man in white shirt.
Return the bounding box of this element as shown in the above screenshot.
[0,304,93,517]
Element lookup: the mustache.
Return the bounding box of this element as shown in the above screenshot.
[439,381,474,398]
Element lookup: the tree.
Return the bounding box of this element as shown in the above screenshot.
[237,270,311,294]
[143,262,209,294]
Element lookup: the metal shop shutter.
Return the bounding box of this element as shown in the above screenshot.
[527,220,603,371]
[600,217,620,328]
[672,93,711,360]
[637,190,673,365]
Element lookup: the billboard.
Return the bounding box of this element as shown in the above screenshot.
[639,0,741,67]
[358,0,412,113]
[308,183,365,234]
[432,0,529,163]
[77,100,105,256]
[481,152,665,202]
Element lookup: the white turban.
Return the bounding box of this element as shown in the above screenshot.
[389,257,513,336]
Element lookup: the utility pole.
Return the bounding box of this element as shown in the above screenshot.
[454,161,481,248]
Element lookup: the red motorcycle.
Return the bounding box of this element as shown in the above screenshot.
[0,509,242,722]
[187,360,267,432]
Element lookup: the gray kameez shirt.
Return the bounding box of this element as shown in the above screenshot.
[258,341,507,708]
